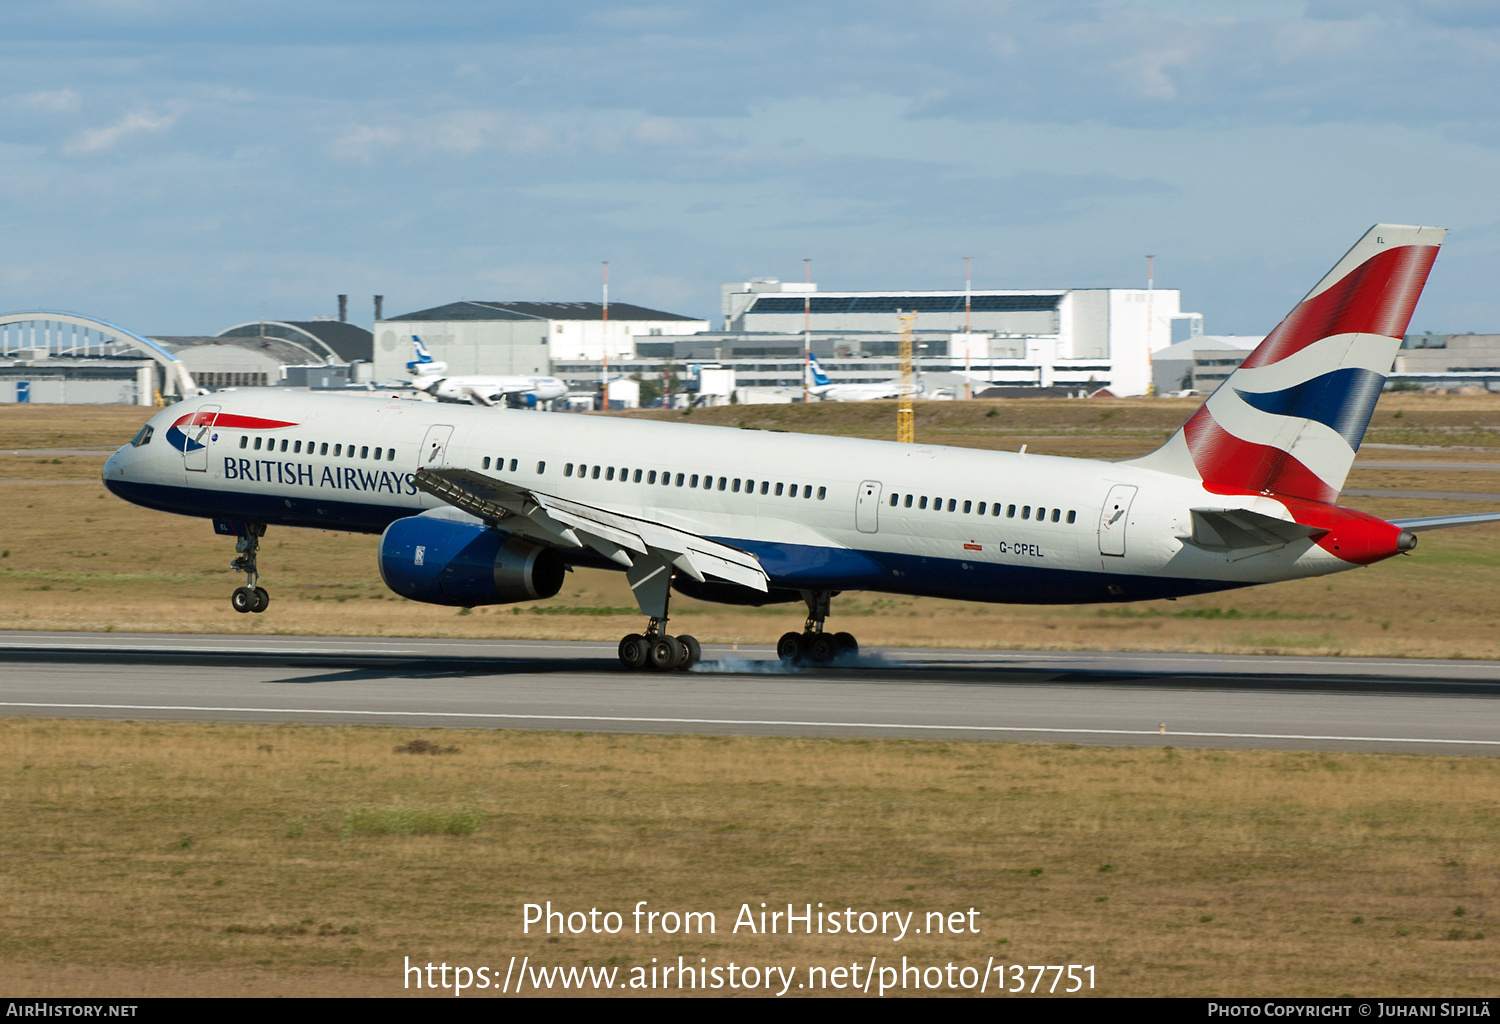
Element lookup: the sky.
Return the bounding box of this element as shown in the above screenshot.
[2,0,1499,337]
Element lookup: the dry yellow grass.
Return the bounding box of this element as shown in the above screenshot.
[5,402,1500,656]
[0,719,1494,997]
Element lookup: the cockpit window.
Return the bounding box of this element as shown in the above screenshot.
[130,425,153,447]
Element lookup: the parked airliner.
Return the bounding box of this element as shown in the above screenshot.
[103,225,1499,671]
[806,353,904,401]
[407,336,568,407]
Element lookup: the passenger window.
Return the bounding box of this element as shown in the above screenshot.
[254,437,262,450]
[1037,507,1045,521]
[509,459,518,472]
[1006,504,1016,518]
[388,449,396,461]
[1052,508,1061,522]
[904,494,913,508]
[321,443,329,456]
[804,485,812,498]
[675,473,685,486]
[634,469,643,483]
[563,462,570,476]
[690,474,699,488]
[947,499,956,512]
[606,467,615,481]
[992,503,1001,517]
[592,466,601,479]
[817,486,825,500]
[536,461,545,474]
[293,440,302,454]
[360,446,368,458]
[732,479,741,493]
[348,444,356,458]
[373,447,382,460]
[718,477,727,491]
[240,436,248,449]
[976,501,984,515]
[889,493,898,507]
[760,481,769,495]
[1066,510,1076,524]
[774,483,783,496]
[919,496,928,509]
[648,470,656,484]
[1022,506,1031,520]
[933,497,941,510]
[484,457,492,469]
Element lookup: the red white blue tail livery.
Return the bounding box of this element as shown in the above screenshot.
[101,224,1500,669]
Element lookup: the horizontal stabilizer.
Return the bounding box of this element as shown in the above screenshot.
[1389,511,1500,533]
[1189,507,1327,560]
[413,467,769,593]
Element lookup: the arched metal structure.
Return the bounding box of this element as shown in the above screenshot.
[0,310,195,396]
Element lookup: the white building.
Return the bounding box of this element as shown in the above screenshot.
[721,280,1200,396]
[372,301,708,384]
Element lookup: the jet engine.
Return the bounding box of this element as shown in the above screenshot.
[378,515,565,606]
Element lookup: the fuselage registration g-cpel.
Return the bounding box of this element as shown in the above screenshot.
[103,224,1499,666]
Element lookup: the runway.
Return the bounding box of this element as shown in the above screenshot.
[3,631,1498,754]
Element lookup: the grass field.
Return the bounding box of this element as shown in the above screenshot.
[1,719,1495,997]
[4,399,1500,657]
[3,398,1499,998]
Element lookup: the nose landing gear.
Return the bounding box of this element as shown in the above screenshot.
[223,521,270,614]
[777,590,858,666]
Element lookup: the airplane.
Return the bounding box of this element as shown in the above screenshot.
[103,224,1500,674]
[805,353,904,401]
[406,335,568,408]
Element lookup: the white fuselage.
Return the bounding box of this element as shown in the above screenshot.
[104,390,1366,605]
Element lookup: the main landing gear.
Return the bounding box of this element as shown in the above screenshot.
[228,522,270,614]
[617,555,699,672]
[777,589,858,666]
[617,621,701,673]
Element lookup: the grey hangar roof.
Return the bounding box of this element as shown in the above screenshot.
[386,300,703,323]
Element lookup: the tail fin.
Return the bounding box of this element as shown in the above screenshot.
[406,336,446,376]
[1132,224,1444,502]
[808,354,831,387]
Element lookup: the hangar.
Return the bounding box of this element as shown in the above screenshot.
[372,301,708,384]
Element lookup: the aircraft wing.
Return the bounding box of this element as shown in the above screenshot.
[412,467,769,593]
[1388,512,1500,533]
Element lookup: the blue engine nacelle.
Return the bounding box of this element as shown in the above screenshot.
[378,515,565,606]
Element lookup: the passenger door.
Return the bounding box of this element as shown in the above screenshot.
[183,404,220,472]
[420,424,454,469]
[1098,484,1137,557]
[856,480,882,534]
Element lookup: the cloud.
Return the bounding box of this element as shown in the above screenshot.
[327,124,402,162]
[64,109,175,153]
[23,88,81,113]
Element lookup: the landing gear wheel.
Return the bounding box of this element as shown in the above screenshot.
[677,635,701,670]
[777,631,805,663]
[648,636,683,672]
[251,587,270,613]
[833,632,858,657]
[231,587,254,614]
[807,632,838,663]
[618,633,648,670]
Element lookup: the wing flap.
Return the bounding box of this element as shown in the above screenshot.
[413,467,769,592]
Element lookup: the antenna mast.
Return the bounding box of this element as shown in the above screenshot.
[594,260,600,407]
